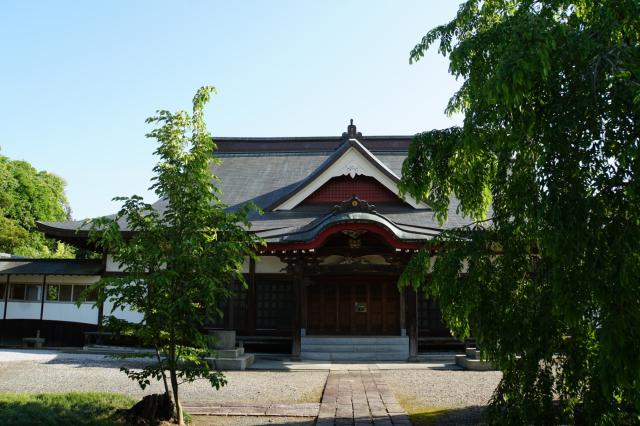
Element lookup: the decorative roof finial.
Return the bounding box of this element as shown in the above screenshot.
[343,119,362,140]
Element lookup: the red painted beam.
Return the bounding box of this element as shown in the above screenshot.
[264,223,427,251]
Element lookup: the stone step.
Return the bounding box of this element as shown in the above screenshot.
[204,354,254,371]
[83,345,154,354]
[301,351,409,361]
[211,347,245,358]
[455,354,496,371]
[301,344,408,353]
[301,336,408,345]
[412,352,457,363]
[465,347,481,359]
[300,336,409,361]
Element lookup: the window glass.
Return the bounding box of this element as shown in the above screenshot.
[10,284,25,300]
[84,287,98,303]
[25,285,40,301]
[72,285,88,302]
[59,285,73,302]
[47,285,59,301]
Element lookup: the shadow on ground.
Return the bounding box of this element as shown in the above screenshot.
[409,405,485,426]
[191,416,316,425]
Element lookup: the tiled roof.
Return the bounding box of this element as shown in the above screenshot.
[0,259,103,275]
[38,130,481,244]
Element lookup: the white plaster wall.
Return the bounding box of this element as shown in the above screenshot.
[46,276,101,285]
[1,275,45,284]
[241,257,250,274]
[43,303,98,324]
[5,302,41,319]
[105,255,126,273]
[103,298,144,323]
[255,256,287,274]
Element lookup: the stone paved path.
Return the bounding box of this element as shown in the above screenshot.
[316,371,410,425]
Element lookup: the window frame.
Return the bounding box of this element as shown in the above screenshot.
[44,283,97,303]
[8,282,43,302]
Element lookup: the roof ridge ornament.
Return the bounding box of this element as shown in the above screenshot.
[341,119,363,141]
[333,196,377,214]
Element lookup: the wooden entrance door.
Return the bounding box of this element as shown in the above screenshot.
[307,275,400,335]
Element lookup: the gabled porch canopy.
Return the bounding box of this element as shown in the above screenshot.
[260,197,436,252]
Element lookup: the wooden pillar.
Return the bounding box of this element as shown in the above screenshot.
[291,259,303,359]
[399,286,406,336]
[97,291,104,327]
[349,284,355,334]
[98,251,108,328]
[381,282,386,334]
[301,276,309,334]
[407,289,418,359]
[248,258,256,333]
[227,284,235,329]
[3,275,9,320]
[39,275,47,321]
[335,284,340,333]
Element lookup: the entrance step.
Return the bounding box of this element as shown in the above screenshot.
[301,336,409,361]
[301,336,407,345]
[303,344,406,353]
[215,347,245,358]
[465,347,481,359]
[204,346,254,370]
[204,354,254,370]
[455,347,496,371]
[302,351,407,361]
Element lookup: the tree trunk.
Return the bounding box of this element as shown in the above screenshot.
[170,367,183,425]
[155,345,170,396]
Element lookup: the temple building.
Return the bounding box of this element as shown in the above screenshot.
[0,122,469,360]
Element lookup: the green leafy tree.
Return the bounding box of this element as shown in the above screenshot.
[87,87,262,425]
[0,151,74,257]
[400,1,639,423]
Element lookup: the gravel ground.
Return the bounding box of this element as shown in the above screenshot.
[0,350,327,404]
[0,349,504,425]
[381,369,502,425]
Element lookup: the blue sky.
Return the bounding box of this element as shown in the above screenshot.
[1,1,462,219]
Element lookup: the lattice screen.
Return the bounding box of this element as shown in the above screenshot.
[255,279,293,330]
[303,175,401,204]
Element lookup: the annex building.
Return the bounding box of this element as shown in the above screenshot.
[0,122,471,360]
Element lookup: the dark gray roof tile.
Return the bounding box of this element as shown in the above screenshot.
[0,259,103,275]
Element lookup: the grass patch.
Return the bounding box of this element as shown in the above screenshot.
[396,393,485,426]
[408,408,456,426]
[0,392,136,426]
[397,393,481,426]
[396,393,447,425]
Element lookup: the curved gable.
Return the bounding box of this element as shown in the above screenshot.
[271,139,421,210]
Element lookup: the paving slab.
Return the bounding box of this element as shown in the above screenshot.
[316,370,409,425]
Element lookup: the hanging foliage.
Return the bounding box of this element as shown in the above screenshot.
[400,1,640,423]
